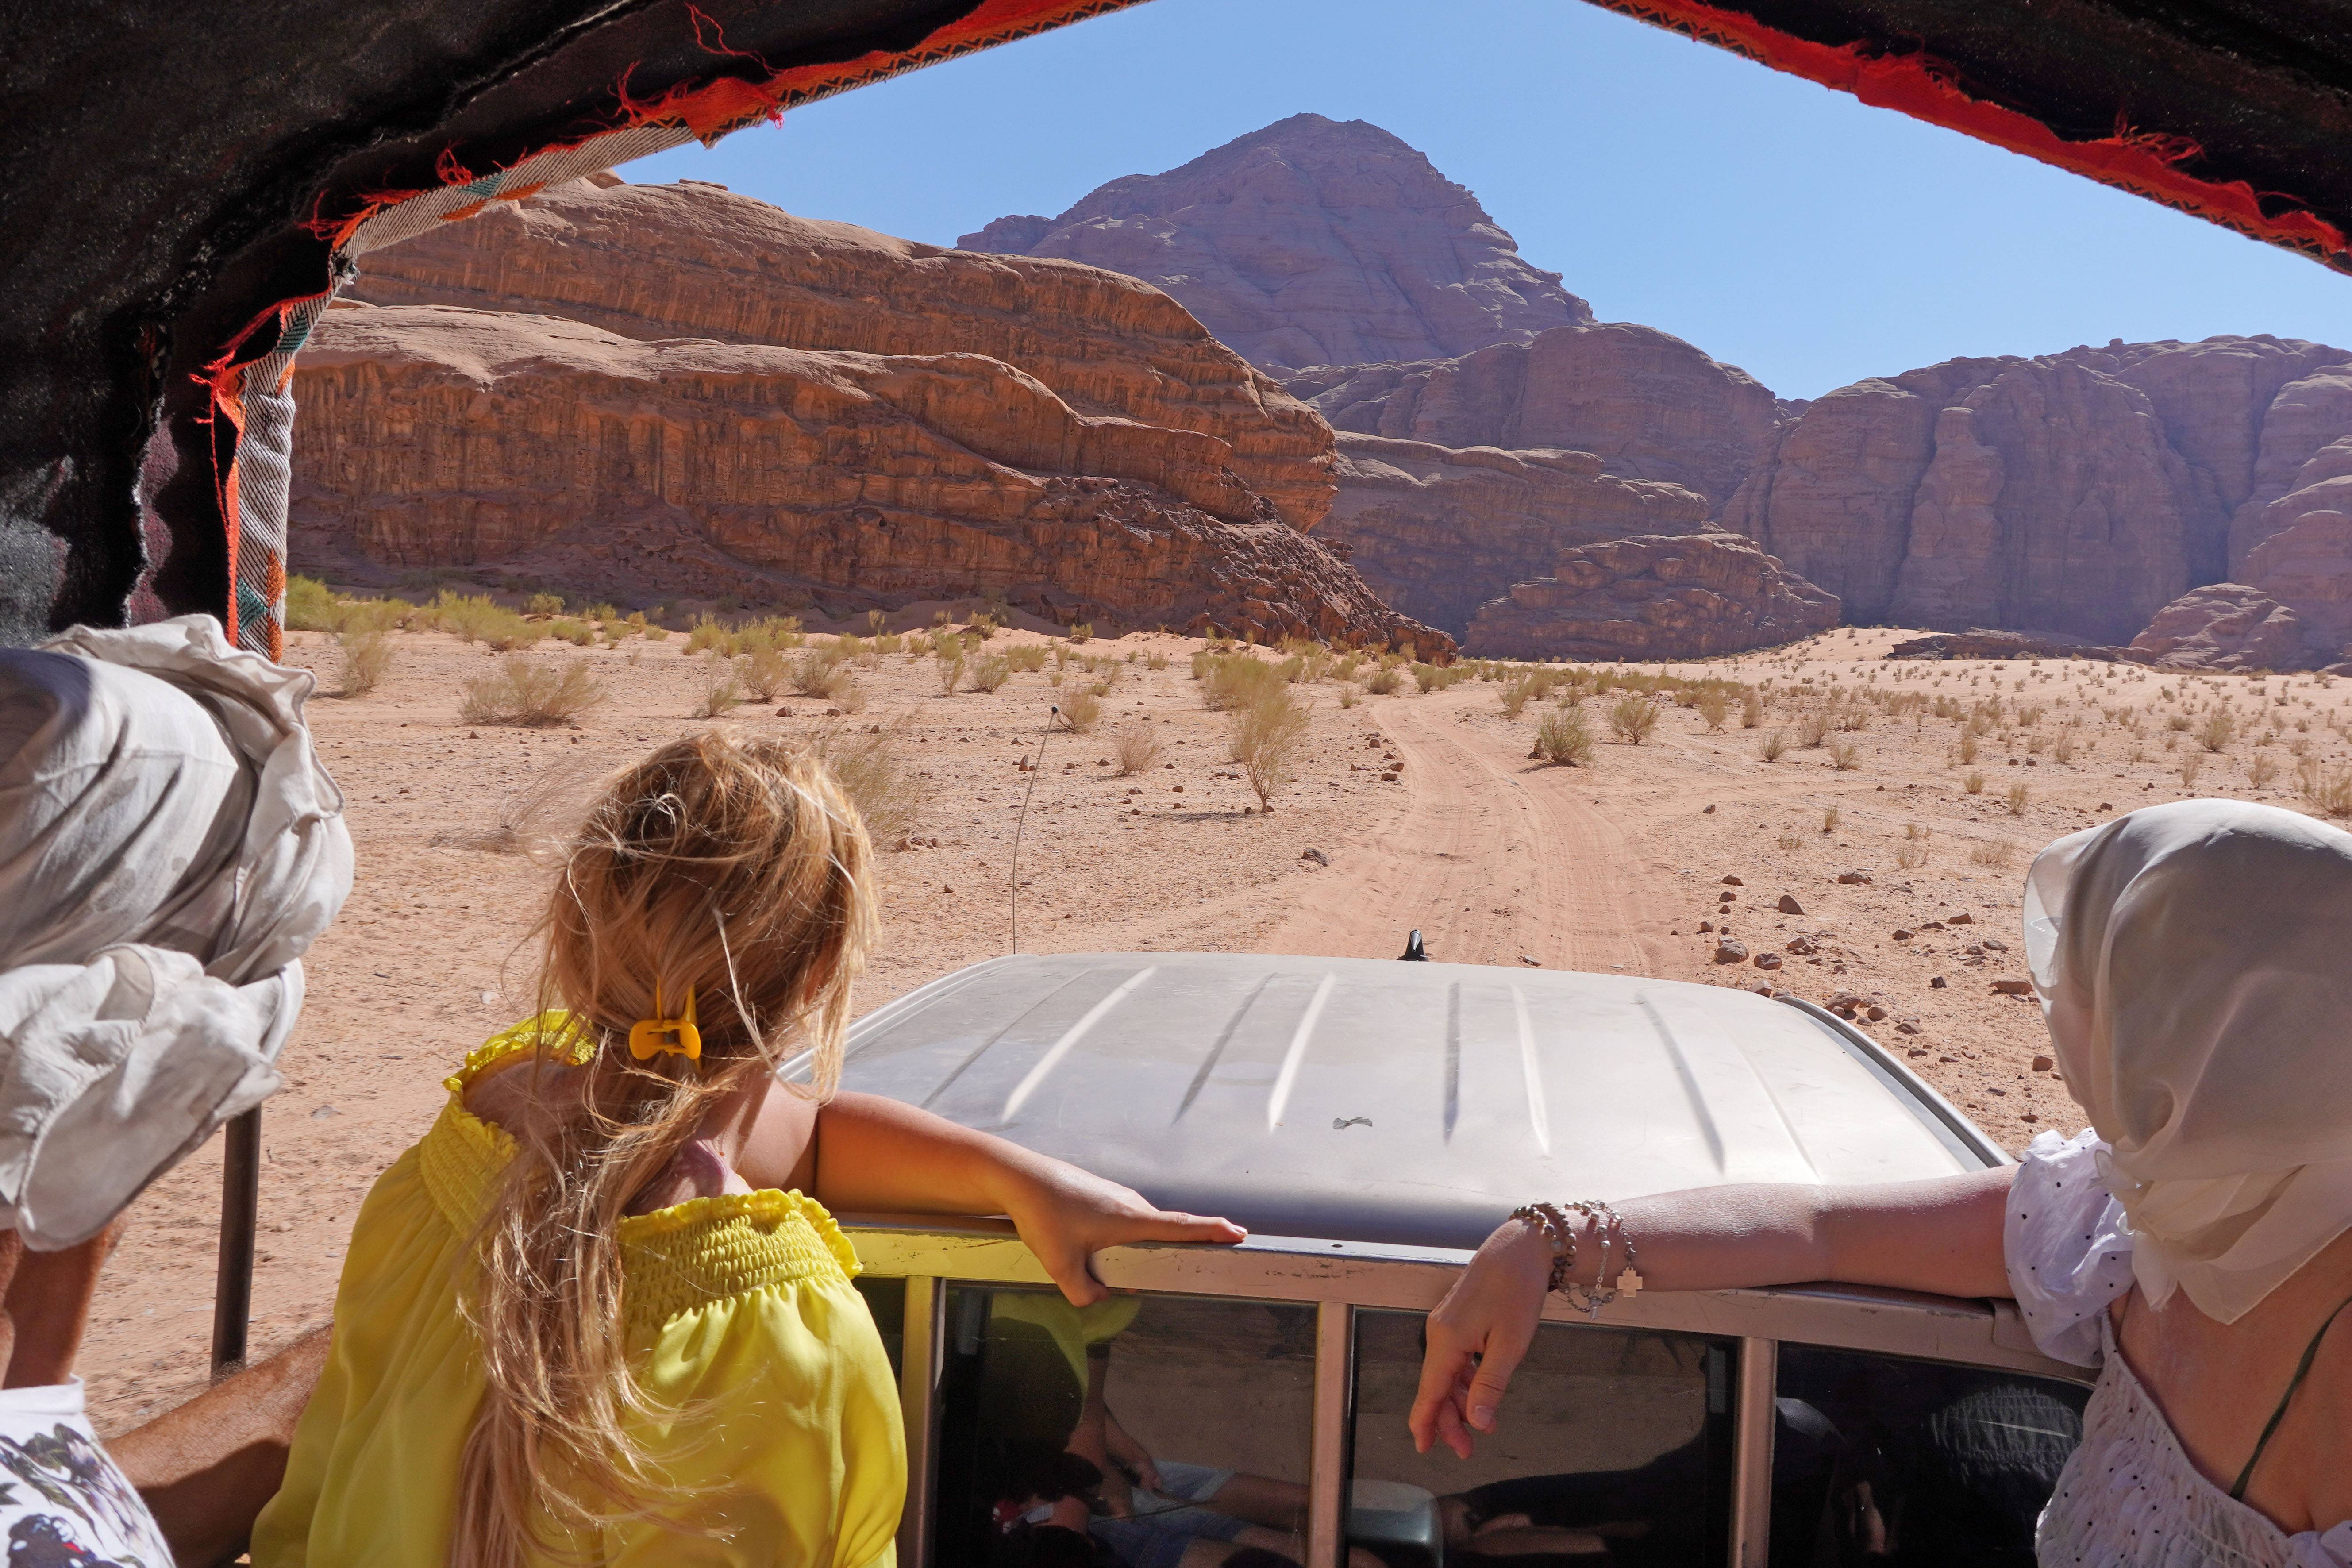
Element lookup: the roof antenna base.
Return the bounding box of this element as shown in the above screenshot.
[1398,928,1428,962]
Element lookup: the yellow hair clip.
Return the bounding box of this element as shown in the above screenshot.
[628,985,701,1063]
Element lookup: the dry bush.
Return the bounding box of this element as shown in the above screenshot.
[1364,665,1404,696]
[1113,724,1163,776]
[741,646,793,701]
[428,771,584,856]
[2179,752,2204,790]
[1758,728,1789,762]
[1338,684,1362,709]
[2053,728,2079,765]
[1061,690,1102,731]
[794,649,851,699]
[548,618,595,647]
[2165,713,2193,732]
[2195,709,2237,752]
[2297,757,2352,817]
[1829,739,1861,771]
[1609,694,1660,745]
[1821,805,1840,833]
[1798,710,1832,747]
[1694,688,1730,732]
[1969,840,2017,869]
[1956,731,1980,765]
[2005,779,2030,814]
[1964,770,1986,794]
[2248,753,2281,790]
[1203,655,1285,711]
[971,654,1013,693]
[335,629,394,697]
[1006,644,1048,673]
[1535,706,1597,767]
[831,678,869,714]
[686,616,733,655]
[1232,687,1312,809]
[1067,622,1094,643]
[1499,676,1539,717]
[1896,824,1931,870]
[1740,690,1764,729]
[695,655,745,718]
[805,721,926,846]
[287,574,344,632]
[936,654,966,696]
[1146,650,1170,671]
[459,657,605,728]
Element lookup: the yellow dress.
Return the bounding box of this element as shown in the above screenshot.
[251,1018,905,1568]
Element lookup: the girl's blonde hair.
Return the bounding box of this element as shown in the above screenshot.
[452,732,875,1567]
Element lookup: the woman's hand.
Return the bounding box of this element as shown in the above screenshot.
[997,1156,1246,1306]
[1409,1216,1553,1460]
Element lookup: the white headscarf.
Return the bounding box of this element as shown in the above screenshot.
[2025,799,2352,1322]
[0,616,352,1248]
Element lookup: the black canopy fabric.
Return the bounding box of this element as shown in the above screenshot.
[3,0,2346,648]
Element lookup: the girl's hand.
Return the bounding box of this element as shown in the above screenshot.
[1409,1217,1552,1459]
[998,1156,1245,1306]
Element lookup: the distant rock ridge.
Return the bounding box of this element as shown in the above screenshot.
[1466,532,1840,660]
[959,113,1592,372]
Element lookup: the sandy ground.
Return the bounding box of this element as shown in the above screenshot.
[77,621,2352,1433]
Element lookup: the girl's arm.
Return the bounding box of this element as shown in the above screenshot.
[1409,1168,2013,1460]
[743,1089,1244,1305]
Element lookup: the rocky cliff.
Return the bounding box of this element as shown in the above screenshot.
[957,114,1591,373]
[1466,532,1840,660]
[292,304,1445,649]
[346,175,1335,532]
[1725,337,2352,656]
[1319,434,1712,636]
[1288,323,1789,514]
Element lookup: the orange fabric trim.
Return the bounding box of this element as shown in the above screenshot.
[1593,0,2350,267]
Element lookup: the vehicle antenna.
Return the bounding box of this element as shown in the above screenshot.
[1009,703,1063,954]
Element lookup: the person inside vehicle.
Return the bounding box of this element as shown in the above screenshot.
[1413,801,2352,1568]
[250,732,1246,1568]
[0,614,355,1566]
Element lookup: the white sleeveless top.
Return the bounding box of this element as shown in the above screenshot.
[2007,1129,2352,1568]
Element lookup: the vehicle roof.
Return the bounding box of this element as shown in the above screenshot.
[831,952,1994,1253]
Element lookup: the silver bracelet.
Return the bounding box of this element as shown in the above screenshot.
[1508,1202,1576,1293]
[1558,1199,1644,1317]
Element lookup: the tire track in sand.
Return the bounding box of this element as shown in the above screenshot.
[1262,697,1660,973]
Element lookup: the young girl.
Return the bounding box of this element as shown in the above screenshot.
[252,733,1243,1568]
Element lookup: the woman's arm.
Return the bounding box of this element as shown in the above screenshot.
[1409,1168,2013,1460]
[744,1089,1245,1305]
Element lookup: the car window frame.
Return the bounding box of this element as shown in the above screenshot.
[844,1217,2093,1568]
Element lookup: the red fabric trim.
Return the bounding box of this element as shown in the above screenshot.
[1593,0,2350,267]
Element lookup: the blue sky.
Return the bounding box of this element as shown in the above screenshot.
[624,0,2352,400]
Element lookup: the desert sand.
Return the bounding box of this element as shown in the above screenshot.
[77,620,2352,1433]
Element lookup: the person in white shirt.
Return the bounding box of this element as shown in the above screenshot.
[1415,799,2351,1568]
[0,614,353,1566]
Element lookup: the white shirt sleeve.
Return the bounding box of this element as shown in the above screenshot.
[2002,1127,2136,1368]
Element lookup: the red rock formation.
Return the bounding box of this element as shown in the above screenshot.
[2128,585,2309,671]
[347,177,1335,532]
[958,115,1591,372]
[1725,338,2352,647]
[1290,323,1786,513]
[1318,434,1710,636]
[290,305,1446,650]
[1465,532,1839,661]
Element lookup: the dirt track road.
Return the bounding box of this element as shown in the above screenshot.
[1264,694,1663,974]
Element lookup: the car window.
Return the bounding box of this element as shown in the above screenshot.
[854,1275,905,1381]
[1771,1345,2090,1568]
[934,1286,1318,1568]
[1350,1310,1735,1568]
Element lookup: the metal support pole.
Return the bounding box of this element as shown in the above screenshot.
[896,1278,945,1568]
[209,1108,261,1377]
[1306,1301,1355,1568]
[1728,1336,1778,1568]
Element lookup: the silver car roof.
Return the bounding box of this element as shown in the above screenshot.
[831,952,1996,1253]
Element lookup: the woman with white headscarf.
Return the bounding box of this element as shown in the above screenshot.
[1413,799,2351,1567]
[0,614,352,1564]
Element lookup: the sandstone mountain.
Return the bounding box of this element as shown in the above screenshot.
[1722,336,2352,661]
[301,177,1448,649]
[295,304,1437,647]
[1467,532,1840,661]
[958,114,1592,373]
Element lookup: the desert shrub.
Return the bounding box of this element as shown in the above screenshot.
[695,655,745,718]
[643,623,670,642]
[740,646,793,701]
[1006,644,1048,673]
[937,654,966,696]
[685,616,733,655]
[1202,655,1286,712]
[805,721,926,845]
[2194,709,2237,752]
[1113,724,1163,776]
[830,678,868,714]
[1146,650,1170,671]
[548,618,595,647]
[527,593,565,617]
[1231,686,1312,809]
[2006,779,2030,814]
[2297,757,2352,817]
[1956,732,1980,764]
[1498,676,1539,717]
[2053,728,2079,764]
[1797,709,1831,747]
[2250,753,2280,790]
[1822,805,1840,833]
[1758,728,1788,762]
[1364,665,1404,696]
[1608,694,1659,745]
[1970,840,2017,869]
[1337,683,1361,709]
[459,657,605,728]
[1061,689,1102,731]
[1694,688,1730,732]
[1829,738,1861,771]
[2165,713,2194,732]
[1535,705,1597,767]
[287,574,344,632]
[2179,752,2203,790]
[1896,824,1931,870]
[335,629,393,697]
[795,649,851,698]
[1964,770,1986,794]
[1067,622,1094,644]
[971,654,1013,693]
